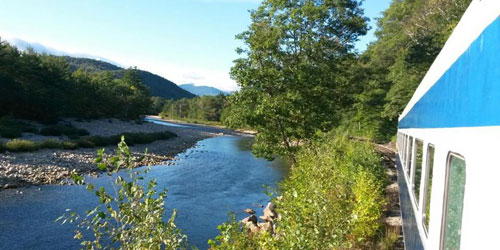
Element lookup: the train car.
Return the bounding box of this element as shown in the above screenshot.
[396,0,500,249]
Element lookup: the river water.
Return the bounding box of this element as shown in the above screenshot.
[0,130,287,249]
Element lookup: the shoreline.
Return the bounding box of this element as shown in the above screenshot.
[147,115,258,136]
[0,118,229,190]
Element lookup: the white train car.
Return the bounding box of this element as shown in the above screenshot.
[396,1,500,249]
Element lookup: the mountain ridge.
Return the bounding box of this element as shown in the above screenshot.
[5,38,195,100]
[64,57,195,100]
[179,83,229,96]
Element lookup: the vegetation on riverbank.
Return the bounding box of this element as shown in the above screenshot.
[160,116,223,127]
[210,132,389,249]
[0,131,176,152]
[59,137,187,249]
[159,94,227,124]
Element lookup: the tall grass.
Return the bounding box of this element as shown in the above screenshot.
[5,139,39,152]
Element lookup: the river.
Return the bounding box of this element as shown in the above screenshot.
[0,125,288,249]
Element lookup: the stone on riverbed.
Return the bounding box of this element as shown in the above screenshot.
[261,202,277,222]
[258,221,273,233]
[244,208,256,214]
[241,215,258,225]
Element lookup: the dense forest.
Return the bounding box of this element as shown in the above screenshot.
[0,43,151,121]
[348,0,472,141]
[0,42,198,122]
[159,94,227,123]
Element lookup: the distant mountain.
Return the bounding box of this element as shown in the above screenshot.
[179,83,229,96]
[4,38,194,100]
[64,57,195,100]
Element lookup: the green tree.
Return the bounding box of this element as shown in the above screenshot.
[121,68,152,119]
[0,40,154,121]
[159,95,227,123]
[367,0,472,121]
[346,0,471,141]
[225,0,368,160]
[149,96,166,115]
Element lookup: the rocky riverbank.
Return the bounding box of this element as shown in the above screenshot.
[241,200,281,236]
[0,118,227,189]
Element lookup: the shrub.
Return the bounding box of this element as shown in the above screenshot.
[66,134,80,140]
[58,137,188,249]
[61,141,78,150]
[87,135,120,147]
[74,139,96,148]
[0,142,5,153]
[22,126,39,134]
[0,128,22,138]
[40,139,62,149]
[87,132,176,147]
[210,131,388,249]
[1,130,176,152]
[5,139,39,152]
[40,126,64,136]
[40,125,90,138]
[65,128,90,137]
[0,117,39,138]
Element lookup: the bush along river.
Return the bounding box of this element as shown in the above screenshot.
[0,127,288,249]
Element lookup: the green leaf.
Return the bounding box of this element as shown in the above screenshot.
[97,163,107,171]
[97,212,106,219]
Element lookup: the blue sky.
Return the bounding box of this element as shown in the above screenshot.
[0,0,391,91]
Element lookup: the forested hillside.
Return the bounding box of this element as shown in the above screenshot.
[0,43,151,120]
[64,57,195,100]
[348,0,472,141]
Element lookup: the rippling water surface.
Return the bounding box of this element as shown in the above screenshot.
[0,134,288,249]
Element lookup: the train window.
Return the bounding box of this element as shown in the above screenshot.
[413,139,423,206]
[397,133,400,152]
[402,135,406,164]
[423,145,435,234]
[441,154,466,250]
[406,136,413,177]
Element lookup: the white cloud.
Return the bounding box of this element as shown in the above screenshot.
[3,36,125,68]
[182,72,206,81]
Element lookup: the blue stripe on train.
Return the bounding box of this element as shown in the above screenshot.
[399,17,500,129]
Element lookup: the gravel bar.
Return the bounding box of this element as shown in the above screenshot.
[0,117,238,189]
